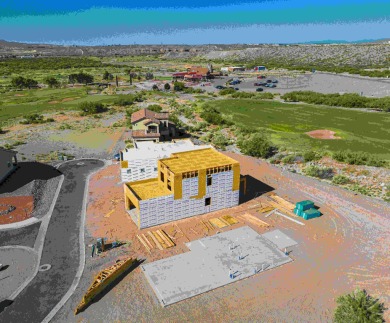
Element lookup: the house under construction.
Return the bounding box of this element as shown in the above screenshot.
[124,148,240,229]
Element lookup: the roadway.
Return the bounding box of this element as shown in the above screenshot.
[0,159,104,322]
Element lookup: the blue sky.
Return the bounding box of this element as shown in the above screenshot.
[0,1,389,45]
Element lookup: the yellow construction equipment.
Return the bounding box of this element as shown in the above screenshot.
[75,257,136,315]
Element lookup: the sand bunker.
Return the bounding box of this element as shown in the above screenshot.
[306,129,341,140]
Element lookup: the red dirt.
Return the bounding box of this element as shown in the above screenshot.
[80,153,389,322]
[0,196,34,225]
[306,129,341,139]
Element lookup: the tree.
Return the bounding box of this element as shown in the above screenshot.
[334,289,386,323]
[173,81,185,91]
[145,72,154,80]
[238,133,274,158]
[44,76,60,88]
[103,71,114,81]
[11,76,38,89]
[164,83,171,91]
[152,84,159,91]
[78,101,107,115]
[68,72,93,85]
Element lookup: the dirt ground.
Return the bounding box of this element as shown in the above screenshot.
[54,153,390,323]
[0,195,34,225]
[306,129,341,140]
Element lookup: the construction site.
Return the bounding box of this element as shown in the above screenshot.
[52,143,389,322]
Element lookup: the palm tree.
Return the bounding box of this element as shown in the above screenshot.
[334,289,386,323]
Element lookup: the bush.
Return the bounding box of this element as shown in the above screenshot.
[219,88,236,95]
[44,76,60,88]
[282,155,296,164]
[238,133,274,158]
[20,114,46,124]
[147,104,163,112]
[350,184,370,195]
[333,150,386,167]
[164,83,171,91]
[281,91,390,112]
[69,72,93,85]
[303,165,334,179]
[332,174,351,185]
[334,289,386,323]
[11,76,38,89]
[200,104,232,126]
[212,132,230,150]
[152,84,159,91]
[79,102,107,115]
[303,151,320,162]
[173,81,185,91]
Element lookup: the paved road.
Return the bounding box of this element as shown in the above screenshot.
[0,159,104,322]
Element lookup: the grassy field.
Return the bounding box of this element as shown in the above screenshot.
[212,99,390,159]
[0,87,125,123]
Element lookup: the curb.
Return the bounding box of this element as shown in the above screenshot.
[42,159,108,323]
[9,174,65,300]
[0,217,41,231]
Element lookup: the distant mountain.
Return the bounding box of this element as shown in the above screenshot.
[301,38,390,45]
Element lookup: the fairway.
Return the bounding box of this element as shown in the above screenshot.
[214,99,390,159]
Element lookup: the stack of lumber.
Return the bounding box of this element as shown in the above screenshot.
[148,230,175,250]
[237,213,270,228]
[269,195,295,211]
[220,215,239,225]
[200,220,214,231]
[208,215,239,229]
[209,217,229,228]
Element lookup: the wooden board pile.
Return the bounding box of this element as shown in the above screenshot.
[137,230,175,254]
[207,215,239,229]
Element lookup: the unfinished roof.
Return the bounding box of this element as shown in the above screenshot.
[131,108,169,124]
[127,178,171,200]
[160,148,238,174]
[121,140,212,161]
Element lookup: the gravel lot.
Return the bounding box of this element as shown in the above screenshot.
[199,73,390,97]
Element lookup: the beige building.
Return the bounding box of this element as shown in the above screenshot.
[0,148,18,184]
[124,148,240,229]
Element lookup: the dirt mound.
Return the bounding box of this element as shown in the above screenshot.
[306,129,341,139]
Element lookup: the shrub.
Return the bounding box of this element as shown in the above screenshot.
[173,81,185,91]
[282,155,296,164]
[79,102,107,115]
[212,132,230,150]
[20,114,45,124]
[333,150,386,167]
[303,165,334,179]
[164,83,171,90]
[219,88,236,95]
[350,184,370,195]
[200,104,232,126]
[44,76,60,88]
[332,174,351,185]
[238,133,274,158]
[152,84,159,91]
[334,289,386,323]
[68,72,93,85]
[147,104,163,112]
[11,76,38,89]
[231,92,255,99]
[303,151,320,162]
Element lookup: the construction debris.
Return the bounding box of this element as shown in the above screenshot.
[75,257,136,315]
[148,231,164,250]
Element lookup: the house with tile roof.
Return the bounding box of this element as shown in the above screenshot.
[130,108,176,143]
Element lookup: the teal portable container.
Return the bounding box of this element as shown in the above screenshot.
[296,200,314,211]
[293,207,303,217]
[302,208,321,220]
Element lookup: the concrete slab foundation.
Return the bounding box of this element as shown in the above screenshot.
[261,229,298,250]
[141,226,295,306]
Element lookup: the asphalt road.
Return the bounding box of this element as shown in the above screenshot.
[0,159,104,323]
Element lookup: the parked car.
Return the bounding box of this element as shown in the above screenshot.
[266,79,272,83]
[215,85,225,89]
[269,84,277,88]
[272,79,278,83]
[257,75,266,79]
[234,87,239,91]
[256,87,264,92]
[114,153,121,161]
[254,82,261,86]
